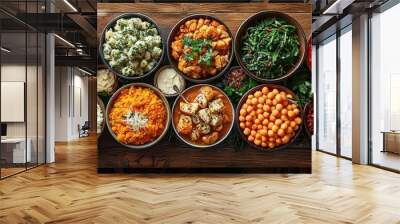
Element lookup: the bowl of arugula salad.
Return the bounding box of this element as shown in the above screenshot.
[235,11,306,83]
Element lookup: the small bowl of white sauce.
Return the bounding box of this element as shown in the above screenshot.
[154,65,186,97]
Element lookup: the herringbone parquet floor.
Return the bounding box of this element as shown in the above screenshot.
[0,136,399,224]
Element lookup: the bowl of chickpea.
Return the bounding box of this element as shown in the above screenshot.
[236,84,303,150]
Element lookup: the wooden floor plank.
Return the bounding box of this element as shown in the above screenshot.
[0,136,399,223]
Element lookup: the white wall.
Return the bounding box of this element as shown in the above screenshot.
[54,66,89,141]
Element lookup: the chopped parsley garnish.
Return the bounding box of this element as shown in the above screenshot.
[183,36,213,67]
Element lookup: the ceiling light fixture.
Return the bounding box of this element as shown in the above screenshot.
[63,0,78,12]
[54,34,75,48]
[322,0,354,15]
[78,67,93,76]
[1,47,11,53]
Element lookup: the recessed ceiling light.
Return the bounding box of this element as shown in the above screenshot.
[54,34,75,48]
[78,67,93,76]
[63,0,78,12]
[1,47,11,53]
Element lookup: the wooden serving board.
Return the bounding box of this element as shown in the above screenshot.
[97,3,312,173]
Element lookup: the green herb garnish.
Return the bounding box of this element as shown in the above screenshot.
[241,18,300,79]
[224,76,258,104]
[287,66,312,106]
[183,36,213,67]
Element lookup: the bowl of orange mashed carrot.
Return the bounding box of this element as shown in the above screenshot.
[106,83,170,149]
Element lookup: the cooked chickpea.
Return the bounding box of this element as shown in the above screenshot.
[260,129,267,136]
[245,115,252,121]
[295,117,302,125]
[248,135,255,142]
[281,123,288,130]
[261,137,267,143]
[272,125,279,133]
[262,87,268,94]
[275,94,282,103]
[267,122,274,129]
[288,110,295,118]
[282,136,290,144]
[277,129,285,137]
[239,87,301,150]
[269,115,276,122]
[246,105,253,113]
[240,122,246,129]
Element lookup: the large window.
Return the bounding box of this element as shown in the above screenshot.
[339,26,352,158]
[317,35,337,154]
[0,1,47,179]
[370,3,400,171]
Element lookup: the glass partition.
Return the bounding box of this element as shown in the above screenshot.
[370,3,400,171]
[1,30,28,177]
[339,26,352,158]
[317,35,337,154]
[0,1,46,179]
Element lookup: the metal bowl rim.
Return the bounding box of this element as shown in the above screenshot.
[171,84,235,148]
[234,10,307,83]
[166,13,235,84]
[99,12,165,81]
[235,83,303,151]
[105,82,171,149]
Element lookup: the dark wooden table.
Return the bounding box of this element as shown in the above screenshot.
[97,3,312,173]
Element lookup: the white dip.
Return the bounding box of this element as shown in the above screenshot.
[157,67,184,95]
[97,69,116,94]
[97,103,104,133]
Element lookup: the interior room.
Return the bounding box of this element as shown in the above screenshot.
[313,0,400,172]
[0,0,97,179]
[0,0,399,223]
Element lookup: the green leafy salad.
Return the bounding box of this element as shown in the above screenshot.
[241,18,300,79]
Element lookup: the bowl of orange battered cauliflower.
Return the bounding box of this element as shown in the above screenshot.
[167,14,234,83]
